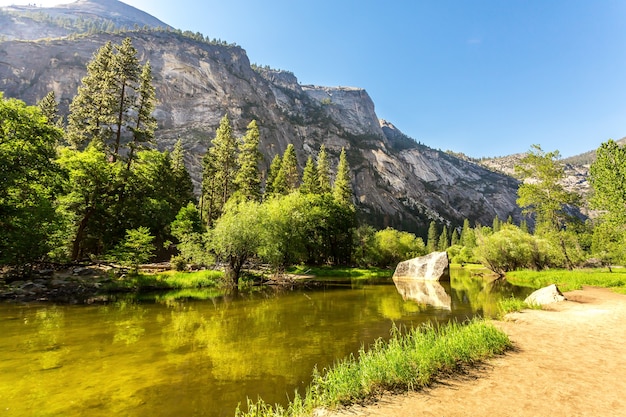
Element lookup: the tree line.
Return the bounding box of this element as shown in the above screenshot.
[2,37,625,284]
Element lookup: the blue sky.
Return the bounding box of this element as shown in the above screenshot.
[2,0,626,158]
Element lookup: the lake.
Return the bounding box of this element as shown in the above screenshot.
[0,269,530,417]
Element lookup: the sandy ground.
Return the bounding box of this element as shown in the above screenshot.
[329,286,626,417]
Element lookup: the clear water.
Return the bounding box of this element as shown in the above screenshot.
[0,270,530,417]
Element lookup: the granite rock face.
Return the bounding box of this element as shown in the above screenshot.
[0,2,526,232]
[392,252,450,282]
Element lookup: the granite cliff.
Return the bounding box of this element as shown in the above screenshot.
[0,1,523,234]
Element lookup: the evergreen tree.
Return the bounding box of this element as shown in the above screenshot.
[170,139,195,207]
[126,61,157,170]
[201,115,238,226]
[37,91,62,127]
[273,144,298,194]
[265,154,282,197]
[300,156,320,194]
[234,120,262,201]
[67,38,152,164]
[317,144,331,194]
[111,37,140,160]
[67,41,116,148]
[438,226,449,251]
[492,215,502,233]
[333,147,352,205]
[460,219,476,248]
[451,228,460,246]
[427,221,439,253]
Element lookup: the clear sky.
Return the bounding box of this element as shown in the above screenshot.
[2,0,625,158]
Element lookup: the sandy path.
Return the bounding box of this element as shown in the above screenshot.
[330,286,626,417]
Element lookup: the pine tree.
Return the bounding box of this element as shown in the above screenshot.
[460,218,476,248]
[67,41,117,148]
[275,144,299,193]
[111,37,140,160]
[171,138,195,207]
[427,221,439,253]
[451,228,460,246]
[126,61,157,170]
[300,156,320,194]
[317,144,331,194]
[492,215,502,233]
[265,154,282,197]
[234,120,262,201]
[37,91,62,127]
[202,114,238,225]
[438,226,449,251]
[333,147,352,205]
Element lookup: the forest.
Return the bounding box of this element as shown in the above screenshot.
[1,38,625,286]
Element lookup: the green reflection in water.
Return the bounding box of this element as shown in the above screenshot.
[0,270,530,417]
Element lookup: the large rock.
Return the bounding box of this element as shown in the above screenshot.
[392,251,450,282]
[524,284,566,306]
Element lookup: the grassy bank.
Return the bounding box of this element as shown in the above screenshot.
[108,270,223,291]
[236,319,511,417]
[287,265,393,279]
[506,268,626,294]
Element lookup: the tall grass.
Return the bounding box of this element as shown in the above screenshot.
[111,270,223,290]
[506,268,626,294]
[235,319,511,417]
[287,265,393,279]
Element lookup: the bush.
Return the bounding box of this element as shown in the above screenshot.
[171,254,187,271]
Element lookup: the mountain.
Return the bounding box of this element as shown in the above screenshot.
[0,1,523,234]
[0,0,170,41]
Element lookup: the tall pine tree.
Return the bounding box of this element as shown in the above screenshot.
[234,120,262,201]
[333,147,352,205]
[317,144,332,194]
[300,156,320,194]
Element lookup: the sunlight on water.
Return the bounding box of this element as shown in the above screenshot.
[0,271,530,417]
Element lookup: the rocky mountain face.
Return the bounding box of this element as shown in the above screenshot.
[0,1,524,235]
[0,0,170,41]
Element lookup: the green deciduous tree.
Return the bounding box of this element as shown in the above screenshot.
[107,226,155,274]
[209,200,264,285]
[0,94,65,267]
[589,139,626,266]
[515,144,580,233]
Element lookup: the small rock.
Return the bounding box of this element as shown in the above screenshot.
[524,284,566,306]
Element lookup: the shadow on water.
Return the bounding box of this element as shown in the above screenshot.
[0,267,531,417]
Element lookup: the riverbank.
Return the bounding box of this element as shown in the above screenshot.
[327,286,626,417]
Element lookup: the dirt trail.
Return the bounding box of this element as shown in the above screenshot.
[330,286,626,417]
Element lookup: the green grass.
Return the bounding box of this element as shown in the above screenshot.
[287,265,393,279]
[506,268,626,294]
[235,319,511,417]
[109,270,223,290]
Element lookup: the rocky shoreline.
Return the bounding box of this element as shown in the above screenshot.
[0,266,116,303]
